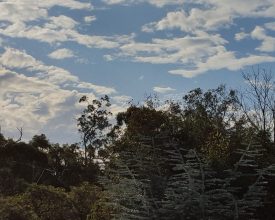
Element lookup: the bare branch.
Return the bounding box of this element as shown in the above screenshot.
[15,127,23,143]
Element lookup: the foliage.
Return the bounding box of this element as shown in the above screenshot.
[24,184,80,220]
[78,95,112,165]
[0,168,28,196]
[0,84,274,220]
[70,182,101,220]
[0,195,39,220]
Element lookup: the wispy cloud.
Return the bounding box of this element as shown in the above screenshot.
[153,86,176,93]
[84,16,97,23]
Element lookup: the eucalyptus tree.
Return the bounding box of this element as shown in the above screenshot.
[78,95,112,165]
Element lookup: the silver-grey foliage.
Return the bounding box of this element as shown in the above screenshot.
[101,137,275,220]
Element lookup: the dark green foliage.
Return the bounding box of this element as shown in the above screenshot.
[0,196,39,220]
[25,184,80,220]
[0,142,48,183]
[30,134,51,151]
[70,182,101,220]
[0,168,27,196]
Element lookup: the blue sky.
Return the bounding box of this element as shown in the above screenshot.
[0,0,275,143]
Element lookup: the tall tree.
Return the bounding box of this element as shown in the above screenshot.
[240,67,275,147]
[78,95,112,165]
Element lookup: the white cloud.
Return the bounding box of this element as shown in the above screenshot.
[0,47,121,142]
[0,20,121,49]
[103,54,114,61]
[102,0,185,7]
[0,47,116,94]
[142,0,275,33]
[113,30,275,78]
[76,82,116,95]
[0,47,38,69]
[46,15,78,29]
[153,86,176,93]
[251,26,275,52]
[142,9,233,33]
[112,95,132,104]
[169,49,275,78]
[0,1,127,49]
[110,95,132,115]
[0,1,92,24]
[120,32,227,63]
[119,1,275,77]
[265,22,275,31]
[0,67,85,141]
[84,16,97,23]
[235,32,249,41]
[48,48,75,60]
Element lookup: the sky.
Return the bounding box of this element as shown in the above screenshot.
[0,0,275,143]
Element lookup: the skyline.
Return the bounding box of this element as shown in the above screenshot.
[0,0,275,143]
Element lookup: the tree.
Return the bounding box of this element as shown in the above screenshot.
[70,182,101,220]
[240,67,275,147]
[103,135,275,219]
[179,85,251,167]
[0,141,48,183]
[30,134,51,152]
[25,184,80,220]
[0,196,38,220]
[0,168,27,196]
[78,95,112,165]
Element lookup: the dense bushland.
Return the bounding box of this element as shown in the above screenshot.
[0,70,274,219]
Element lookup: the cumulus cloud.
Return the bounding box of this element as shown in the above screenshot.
[0,47,119,142]
[251,26,275,52]
[0,67,86,141]
[142,9,233,33]
[48,48,75,60]
[153,86,176,93]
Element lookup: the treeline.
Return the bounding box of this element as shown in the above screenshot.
[0,69,275,219]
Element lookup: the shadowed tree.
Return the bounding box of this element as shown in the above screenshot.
[30,134,51,152]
